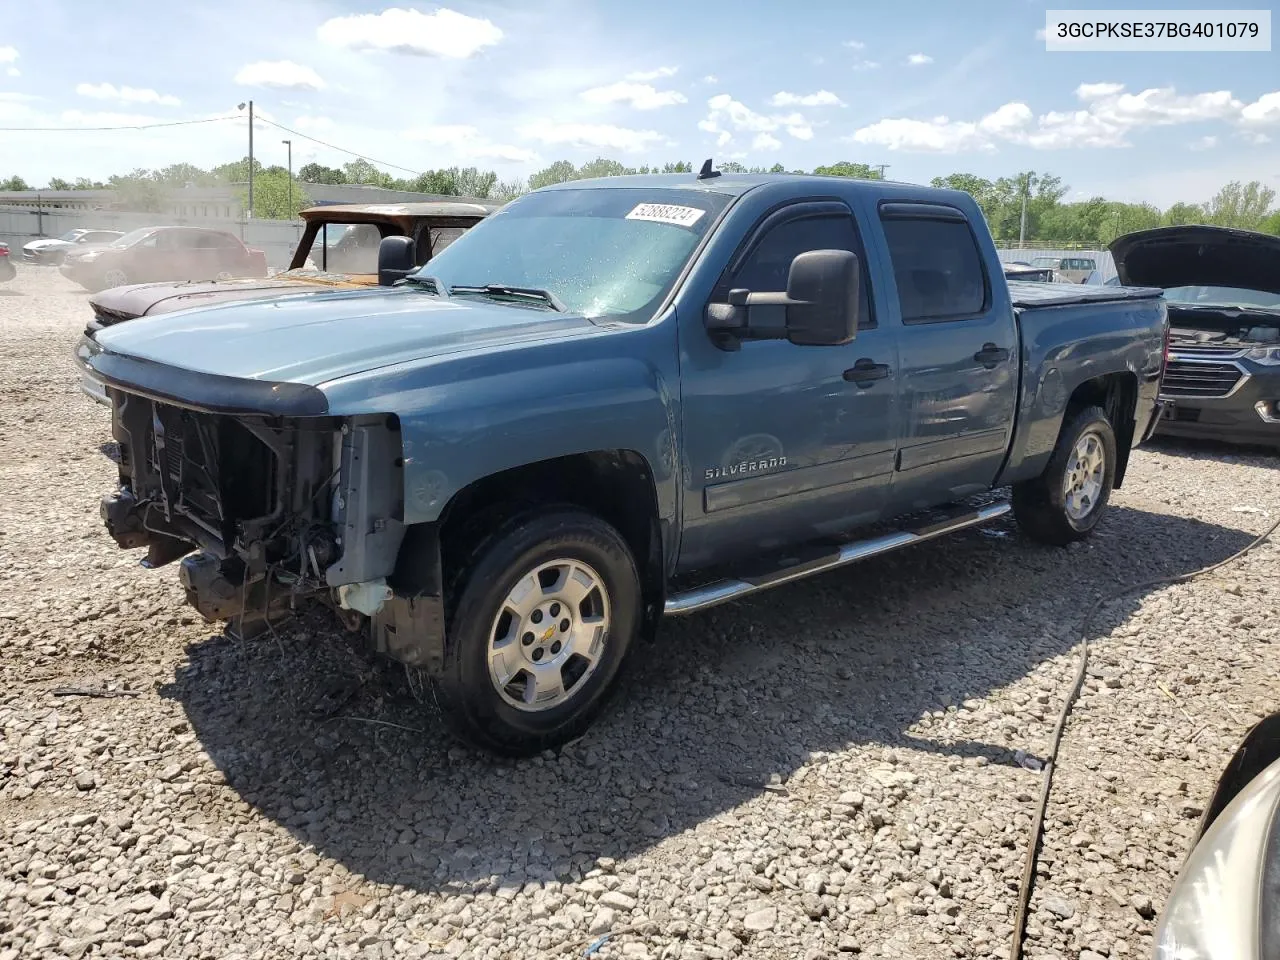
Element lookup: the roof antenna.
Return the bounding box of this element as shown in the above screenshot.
[697,158,721,180]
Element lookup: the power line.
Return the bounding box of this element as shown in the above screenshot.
[253,116,423,176]
[2,109,426,178]
[0,115,238,132]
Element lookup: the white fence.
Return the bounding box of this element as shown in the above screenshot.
[0,209,305,270]
[995,247,1117,282]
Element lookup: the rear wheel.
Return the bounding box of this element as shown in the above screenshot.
[100,268,129,289]
[435,507,640,756]
[1013,405,1117,546]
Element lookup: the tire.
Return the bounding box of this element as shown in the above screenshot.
[1013,405,1117,546]
[435,507,641,756]
[100,268,129,290]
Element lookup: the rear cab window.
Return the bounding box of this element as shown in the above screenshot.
[878,204,989,323]
[304,222,385,273]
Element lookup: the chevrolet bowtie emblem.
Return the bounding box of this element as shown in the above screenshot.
[542,626,556,642]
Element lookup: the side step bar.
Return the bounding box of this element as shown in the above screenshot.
[664,501,1011,616]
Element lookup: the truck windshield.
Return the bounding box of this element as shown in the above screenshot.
[412,187,732,321]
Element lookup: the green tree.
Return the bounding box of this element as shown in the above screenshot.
[73,177,101,190]
[1260,210,1280,236]
[813,161,884,180]
[298,162,347,184]
[46,177,72,191]
[528,160,578,190]
[342,159,394,188]
[238,167,311,219]
[1202,180,1276,230]
[492,178,527,202]
[1,175,30,191]
[210,156,264,184]
[155,163,213,187]
[1162,202,1205,226]
[107,169,165,212]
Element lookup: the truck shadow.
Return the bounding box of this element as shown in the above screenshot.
[159,503,1255,896]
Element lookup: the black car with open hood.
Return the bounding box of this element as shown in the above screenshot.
[1110,225,1280,449]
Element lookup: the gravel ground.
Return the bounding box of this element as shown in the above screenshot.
[1,265,1278,960]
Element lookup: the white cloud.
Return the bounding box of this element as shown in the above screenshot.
[317,7,502,58]
[1241,91,1280,126]
[1034,27,1048,41]
[75,82,180,107]
[703,75,718,84]
[1241,130,1272,144]
[852,84,1265,153]
[234,60,326,91]
[518,121,666,152]
[752,132,781,151]
[293,115,337,133]
[1075,82,1124,100]
[581,81,687,110]
[851,116,992,152]
[700,94,814,147]
[977,101,1032,136]
[1189,135,1218,151]
[844,40,866,50]
[59,109,164,127]
[852,60,880,71]
[405,123,540,163]
[0,46,16,63]
[625,66,678,81]
[906,53,933,66]
[769,90,844,108]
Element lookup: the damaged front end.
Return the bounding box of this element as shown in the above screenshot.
[99,386,407,640]
[78,332,447,672]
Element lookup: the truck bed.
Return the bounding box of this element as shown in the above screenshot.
[1008,280,1163,309]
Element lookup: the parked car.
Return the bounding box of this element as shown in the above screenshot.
[0,242,15,283]
[1003,262,1055,282]
[60,226,268,293]
[76,202,498,406]
[1154,711,1280,959]
[22,228,124,265]
[1031,255,1099,283]
[83,202,498,330]
[77,169,1167,755]
[1110,225,1280,449]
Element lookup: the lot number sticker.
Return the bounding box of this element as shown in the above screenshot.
[625,203,707,228]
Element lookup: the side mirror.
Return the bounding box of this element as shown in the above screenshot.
[377,235,416,286]
[705,249,861,347]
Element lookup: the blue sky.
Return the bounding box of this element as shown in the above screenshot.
[2,0,1278,207]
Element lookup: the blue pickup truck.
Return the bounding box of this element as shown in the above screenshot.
[79,168,1168,754]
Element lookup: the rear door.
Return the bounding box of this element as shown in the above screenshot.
[877,201,1019,512]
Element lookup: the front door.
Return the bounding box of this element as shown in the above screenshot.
[677,201,900,572]
[876,202,1019,513]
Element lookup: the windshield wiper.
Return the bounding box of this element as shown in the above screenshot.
[449,283,565,312]
[402,274,446,295]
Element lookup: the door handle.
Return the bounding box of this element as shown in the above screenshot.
[843,358,891,387]
[974,342,1010,367]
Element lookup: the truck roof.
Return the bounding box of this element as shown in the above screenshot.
[299,200,502,221]
[541,171,960,201]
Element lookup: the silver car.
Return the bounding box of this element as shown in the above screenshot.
[1154,711,1280,957]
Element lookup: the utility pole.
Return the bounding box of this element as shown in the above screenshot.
[282,139,292,217]
[874,163,889,178]
[238,101,255,218]
[1018,173,1036,247]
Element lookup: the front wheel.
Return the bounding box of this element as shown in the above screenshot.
[435,507,641,755]
[1013,405,1117,546]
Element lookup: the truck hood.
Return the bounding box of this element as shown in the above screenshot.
[90,286,601,388]
[1109,225,1280,296]
[89,273,378,324]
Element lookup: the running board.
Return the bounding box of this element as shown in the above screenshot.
[664,502,1012,616]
